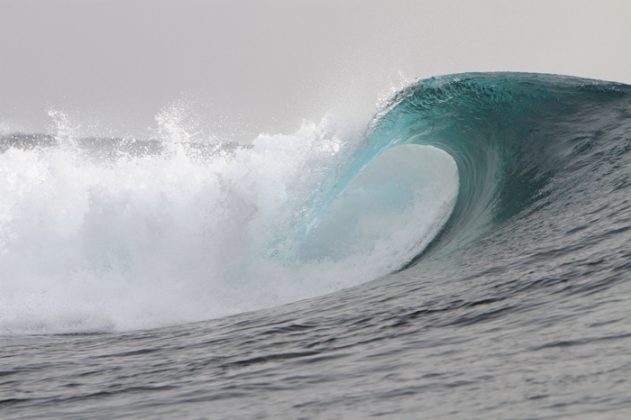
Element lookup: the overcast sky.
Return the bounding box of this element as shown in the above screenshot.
[1,0,630,138]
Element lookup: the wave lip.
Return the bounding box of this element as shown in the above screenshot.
[360,72,631,258]
[298,143,458,269]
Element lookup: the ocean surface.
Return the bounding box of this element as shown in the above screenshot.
[2,73,631,418]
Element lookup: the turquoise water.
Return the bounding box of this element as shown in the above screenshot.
[2,73,631,418]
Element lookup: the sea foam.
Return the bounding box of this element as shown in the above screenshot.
[0,108,457,333]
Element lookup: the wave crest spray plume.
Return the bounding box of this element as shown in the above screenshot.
[0,103,457,334]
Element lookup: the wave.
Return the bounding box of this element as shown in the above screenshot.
[1,72,630,334]
[350,72,631,258]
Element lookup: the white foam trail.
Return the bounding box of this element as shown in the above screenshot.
[0,110,458,334]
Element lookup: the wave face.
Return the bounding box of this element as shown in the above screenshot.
[341,73,631,255]
[2,72,631,418]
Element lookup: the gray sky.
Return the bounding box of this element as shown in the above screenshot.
[1,0,630,138]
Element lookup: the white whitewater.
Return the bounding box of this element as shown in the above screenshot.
[0,111,458,334]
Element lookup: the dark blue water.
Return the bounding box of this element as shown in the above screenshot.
[2,73,631,418]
